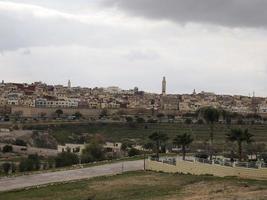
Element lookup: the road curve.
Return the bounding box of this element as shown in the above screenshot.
[0,160,143,192]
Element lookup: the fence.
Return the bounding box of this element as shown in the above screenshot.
[154,156,267,169]
[148,157,267,179]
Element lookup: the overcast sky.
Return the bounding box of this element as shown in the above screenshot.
[1,0,267,96]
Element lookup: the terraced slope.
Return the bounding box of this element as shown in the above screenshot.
[23,123,267,144]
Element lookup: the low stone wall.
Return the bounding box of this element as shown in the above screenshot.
[11,106,102,118]
[147,160,267,180]
[10,106,181,118]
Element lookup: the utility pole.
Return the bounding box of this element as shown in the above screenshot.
[143,151,146,171]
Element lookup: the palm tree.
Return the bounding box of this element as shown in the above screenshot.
[199,107,219,160]
[226,128,253,161]
[173,133,194,160]
[149,132,169,159]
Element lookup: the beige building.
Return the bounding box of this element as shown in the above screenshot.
[103,142,122,153]
[57,142,122,155]
[57,144,86,154]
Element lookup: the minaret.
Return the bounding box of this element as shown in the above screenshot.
[68,80,71,89]
[162,76,166,96]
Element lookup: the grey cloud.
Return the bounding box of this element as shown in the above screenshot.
[103,0,267,28]
[1,0,99,10]
[0,7,135,51]
[124,50,160,61]
[21,49,31,55]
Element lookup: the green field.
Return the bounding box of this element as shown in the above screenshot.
[1,171,267,200]
[23,122,267,144]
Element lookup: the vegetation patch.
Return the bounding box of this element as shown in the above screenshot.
[0,171,267,200]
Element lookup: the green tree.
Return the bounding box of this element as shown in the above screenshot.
[128,148,140,157]
[136,117,145,123]
[143,142,154,151]
[149,132,169,159]
[226,128,254,161]
[74,112,82,119]
[125,116,133,123]
[2,145,13,153]
[184,118,192,124]
[19,154,41,172]
[55,109,63,118]
[199,107,220,160]
[2,163,11,174]
[81,142,105,163]
[121,143,128,151]
[55,152,79,167]
[221,109,232,125]
[173,133,194,160]
[99,109,108,119]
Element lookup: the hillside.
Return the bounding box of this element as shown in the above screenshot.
[22,122,267,145]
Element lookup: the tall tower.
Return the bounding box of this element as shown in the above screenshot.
[162,76,166,96]
[68,80,71,89]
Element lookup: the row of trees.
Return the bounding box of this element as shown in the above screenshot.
[198,107,255,161]
[1,153,80,175]
[148,128,254,162]
[148,131,194,161]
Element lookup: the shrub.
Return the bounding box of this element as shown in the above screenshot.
[14,139,27,146]
[237,119,244,125]
[19,159,34,172]
[2,145,13,153]
[13,125,19,130]
[81,142,105,163]
[195,153,209,159]
[55,152,79,168]
[19,154,41,172]
[120,143,128,151]
[81,153,94,163]
[147,119,158,123]
[99,109,108,119]
[2,163,11,174]
[128,148,141,157]
[136,117,145,123]
[184,118,192,124]
[197,119,204,124]
[125,116,133,123]
[167,114,175,120]
[47,156,56,168]
[143,142,154,150]
[74,112,83,119]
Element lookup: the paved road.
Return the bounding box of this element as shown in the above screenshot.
[0,160,143,192]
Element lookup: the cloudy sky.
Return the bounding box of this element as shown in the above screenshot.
[1,0,267,96]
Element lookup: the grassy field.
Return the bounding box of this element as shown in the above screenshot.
[0,171,267,200]
[23,122,267,144]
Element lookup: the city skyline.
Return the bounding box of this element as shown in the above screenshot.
[0,0,267,96]
[0,78,262,98]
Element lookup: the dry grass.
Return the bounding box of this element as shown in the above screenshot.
[0,171,267,200]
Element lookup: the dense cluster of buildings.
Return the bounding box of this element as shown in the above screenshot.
[0,78,267,115]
